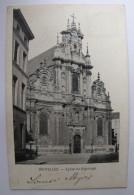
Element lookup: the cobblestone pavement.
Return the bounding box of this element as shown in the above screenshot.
[17,153,92,164]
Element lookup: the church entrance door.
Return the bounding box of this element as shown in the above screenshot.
[73,134,81,153]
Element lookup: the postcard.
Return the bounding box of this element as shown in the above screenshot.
[6,4,129,189]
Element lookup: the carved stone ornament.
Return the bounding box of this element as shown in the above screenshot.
[40,107,52,116]
[72,128,85,138]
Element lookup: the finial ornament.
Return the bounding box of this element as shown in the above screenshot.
[98,72,100,80]
[87,43,89,55]
[71,13,76,28]
[67,19,70,29]
[71,13,76,23]
[78,22,80,30]
[57,33,59,45]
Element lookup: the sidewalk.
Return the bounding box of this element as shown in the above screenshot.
[17,152,119,164]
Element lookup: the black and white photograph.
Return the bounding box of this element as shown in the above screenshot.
[13,6,121,164]
[5,4,129,189]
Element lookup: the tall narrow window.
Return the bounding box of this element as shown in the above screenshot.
[23,52,27,71]
[16,24,20,34]
[97,118,103,136]
[14,41,19,63]
[72,73,79,93]
[41,74,47,85]
[40,114,48,135]
[21,83,25,110]
[13,75,18,105]
[97,87,101,94]
[24,36,28,46]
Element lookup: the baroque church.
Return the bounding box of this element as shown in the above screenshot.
[26,15,114,154]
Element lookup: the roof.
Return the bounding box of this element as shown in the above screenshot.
[13,9,34,40]
[28,46,57,75]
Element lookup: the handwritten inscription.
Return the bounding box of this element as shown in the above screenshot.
[27,172,93,186]
[65,172,92,185]
[27,174,60,184]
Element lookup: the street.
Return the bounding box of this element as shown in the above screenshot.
[17,152,119,164]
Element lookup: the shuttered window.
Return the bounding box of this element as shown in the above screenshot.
[72,73,79,92]
[14,41,19,63]
[97,118,103,136]
[40,114,48,135]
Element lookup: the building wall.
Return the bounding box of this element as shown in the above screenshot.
[112,112,120,145]
[12,9,34,161]
[13,106,26,149]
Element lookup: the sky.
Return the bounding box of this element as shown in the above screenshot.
[13,4,128,113]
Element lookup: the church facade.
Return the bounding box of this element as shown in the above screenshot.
[27,17,114,154]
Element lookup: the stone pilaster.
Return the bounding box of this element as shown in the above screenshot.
[58,67,61,91]
[35,110,40,138]
[86,75,91,97]
[68,68,72,93]
[104,118,108,145]
[55,113,60,145]
[92,118,97,145]
[26,111,30,132]
[80,72,83,95]
[31,112,35,137]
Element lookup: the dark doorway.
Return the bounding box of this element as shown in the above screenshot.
[73,134,81,153]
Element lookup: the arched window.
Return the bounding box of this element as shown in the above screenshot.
[97,87,101,94]
[72,73,79,93]
[40,114,48,135]
[41,74,48,85]
[97,118,103,136]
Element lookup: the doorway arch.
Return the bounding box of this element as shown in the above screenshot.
[73,134,81,153]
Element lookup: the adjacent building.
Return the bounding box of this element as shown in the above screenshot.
[12,9,34,161]
[26,17,115,154]
[112,112,120,147]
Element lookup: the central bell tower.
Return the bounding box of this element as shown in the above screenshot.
[60,14,84,59]
[53,14,93,98]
